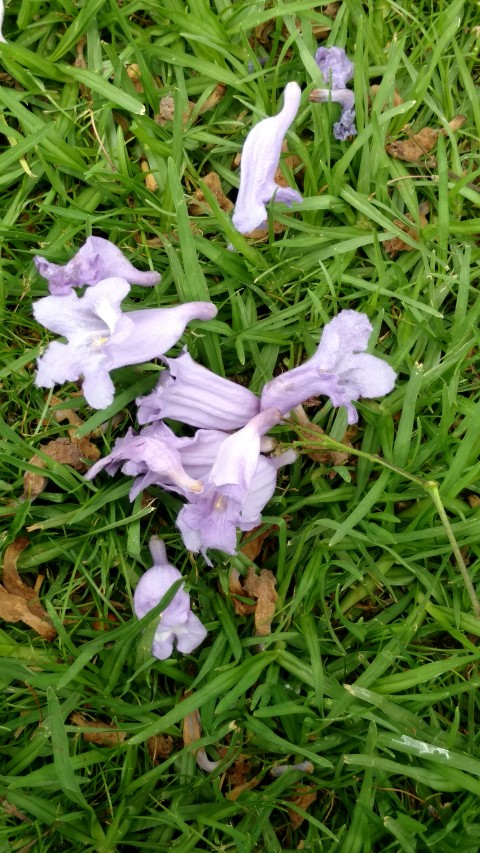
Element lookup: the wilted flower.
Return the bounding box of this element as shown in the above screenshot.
[176,408,291,560]
[310,46,357,140]
[34,236,161,295]
[33,277,217,409]
[232,82,302,234]
[133,538,207,660]
[260,310,396,424]
[136,349,260,430]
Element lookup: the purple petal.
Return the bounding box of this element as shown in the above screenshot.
[314,47,354,88]
[232,82,302,234]
[333,108,357,140]
[309,87,357,139]
[136,349,260,429]
[175,612,208,654]
[105,302,217,369]
[209,408,282,499]
[34,236,161,295]
[133,565,188,620]
[177,489,240,558]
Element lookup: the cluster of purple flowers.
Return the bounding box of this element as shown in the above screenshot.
[30,47,384,661]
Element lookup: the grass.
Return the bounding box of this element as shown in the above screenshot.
[1,0,480,850]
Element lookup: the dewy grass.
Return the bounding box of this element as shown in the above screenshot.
[1,0,480,850]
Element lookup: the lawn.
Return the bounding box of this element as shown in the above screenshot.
[1,0,480,851]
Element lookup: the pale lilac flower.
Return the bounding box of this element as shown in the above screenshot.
[85,423,204,497]
[176,408,289,560]
[310,46,356,140]
[136,349,260,430]
[34,236,161,295]
[260,310,396,425]
[232,82,302,234]
[33,277,217,409]
[133,538,207,660]
[0,0,6,42]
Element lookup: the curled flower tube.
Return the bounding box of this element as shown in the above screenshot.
[260,310,396,425]
[232,82,302,234]
[310,46,357,140]
[33,277,217,409]
[133,538,207,660]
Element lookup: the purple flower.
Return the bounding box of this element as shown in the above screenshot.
[232,82,302,234]
[260,310,396,425]
[34,236,161,295]
[314,46,354,88]
[133,538,207,660]
[136,349,260,430]
[33,277,217,409]
[85,423,204,497]
[176,409,290,561]
[310,46,356,140]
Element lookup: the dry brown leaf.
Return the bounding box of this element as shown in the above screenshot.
[288,785,318,830]
[126,63,144,93]
[140,159,159,192]
[226,777,261,801]
[468,495,480,509]
[50,395,83,428]
[386,115,466,162]
[183,708,202,747]
[23,436,100,500]
[70,712,126,746]
[0,539,56,640]
[188,171,233,215]
[370,84,403,107]
[383,202,429,257]
[230,567,277,636]
[197,83,226,114]
[147,734,174,762]
[240,525,276,562]
[155,95,195,126]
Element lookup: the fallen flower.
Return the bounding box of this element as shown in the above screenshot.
[0,0,5,42]
[133,537,207,660]
[260,310,396,424]
[310,46,356,140]
[232,82,302,234]
[33,277,217,409]
[34,236,161,295]
[136,349,260,430]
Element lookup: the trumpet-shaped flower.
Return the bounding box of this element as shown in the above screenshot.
[34,236,161,295]
[310,46,356,140]
[176,408,288,560]
[136,349,260,430]
[260,310,396,424]
[133,538,207,660]
[232,82,302,234]
[33,277,217,409]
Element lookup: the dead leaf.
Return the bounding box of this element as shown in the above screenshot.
[240,525,276,562]
[182,707,220,772]
[126,63,144,93]
[197,83,226,114]
[230,567,277,636]
[188,171,233,215]
[288,785,318,830]
[155,95,195,126]
[70,713,126,746]
[140,159,159,192]
[23,436,100,500]
[468,495,480,509]
[226,777,261,800]
[370,84,403,107]
[386,115,466,162]
[383,202,429,257]
[1,538,56,640]
[147,734,174,762]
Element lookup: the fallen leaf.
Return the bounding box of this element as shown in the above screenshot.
[370,84,403,107]
[140,159,159,192]
[70,713,126,746]
[240,525,276,562]
[1,538,56,640]
[188,171,233,215]
[23,436,100,500]
[287,784,318,830]
[155,95,195,126]
[147,734,174,763]
[183,706,220,772]
[226,777,261,800]
[386,115,466,162]
[383,202,429,257]
[197,83,226,114]
[468,495,480,509]
[230,567,277,636]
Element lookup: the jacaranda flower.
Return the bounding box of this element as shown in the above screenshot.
[232,82,302,234]
[260,310,396,424]
[310,46,357,140]
[34,236,161,295]
[33,277,217,409]
[133,538,207,660]
[176,408,288,560]
[136,349,260,430]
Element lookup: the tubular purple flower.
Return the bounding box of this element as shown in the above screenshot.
[310,46,356,140]
[232,82,302,234]
[260,310,396,425]
[33,277,217,409]
[136,349,260,429]
[176,408,287,560]
[133,538,207,660]
[34,236,161,295]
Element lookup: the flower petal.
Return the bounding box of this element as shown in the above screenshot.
[314,46,354,88]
